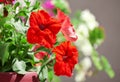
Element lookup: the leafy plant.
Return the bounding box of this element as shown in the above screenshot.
[0,0,115,82]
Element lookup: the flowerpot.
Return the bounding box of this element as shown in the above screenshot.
[0,72,40,82]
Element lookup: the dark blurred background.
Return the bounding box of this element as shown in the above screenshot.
[62,0,120,82]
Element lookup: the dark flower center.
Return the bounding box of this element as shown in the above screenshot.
[39,24,45,30]
[63,55,68,61]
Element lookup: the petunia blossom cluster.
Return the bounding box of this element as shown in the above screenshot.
[0,1,79,82]
[0,0,114,82]
[27,9,78,77]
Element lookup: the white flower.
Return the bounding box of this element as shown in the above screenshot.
[81,57,92,71]
[75,57,92,82]
[81,10,99,30]
[74,10,99,56]
[75,71,86,82]
[77,24,89,37]
[74,35,93,56]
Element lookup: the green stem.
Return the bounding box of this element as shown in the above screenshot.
[39,55,55,73]
[38,55,55,81]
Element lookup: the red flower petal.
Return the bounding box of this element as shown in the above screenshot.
[27,10,61,48]
[57,9,67,23]
[0,0,4,3]
[61,17,78,41]
[57,9,78,42]
[27,27,56,48]
[52,41,78,77]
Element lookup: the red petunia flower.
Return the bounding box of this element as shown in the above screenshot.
[52,41,78,77]
[0,0,4,3]
[27,10,61,48]
[57,9,78,42]
[0,0,14,4]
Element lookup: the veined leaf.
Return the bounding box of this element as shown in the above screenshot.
[39,66,48,82]
[0,43,9,66]
[11,19,28,34]
[12,59,27,74]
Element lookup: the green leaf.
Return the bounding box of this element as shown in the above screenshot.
[89,27,105,46]
[32,0,40,10]
[39,66,48,82]
[4,23,13,29]
[52,75,61,82]
[12,59,27,74]
[91,50,115,78]
[48,71,54,82]
[14,2,20,9]
[0,17,10,26]
[4,5,13,13]
[101,56,115,78]
[52,0,70,14]
[24,0,31,7]
[42,66,48,79]
[91,50,103,71]
[0,64,12,72]
[36,46,51,53]
[0,43,9,66]
[11,19,27,34]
